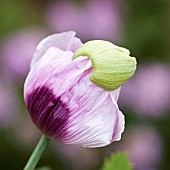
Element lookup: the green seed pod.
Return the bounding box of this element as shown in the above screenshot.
[72,40,137,91]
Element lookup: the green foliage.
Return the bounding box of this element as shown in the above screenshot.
[101,152,133,170]
[36,166,52,170]
[0,0,43,38]
[124,0,169,61]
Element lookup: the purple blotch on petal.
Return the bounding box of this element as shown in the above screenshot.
[26,86,70,140]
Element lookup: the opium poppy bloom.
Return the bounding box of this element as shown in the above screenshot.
[24,31,136,147]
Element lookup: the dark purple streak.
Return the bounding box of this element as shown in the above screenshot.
[26,86,70,140]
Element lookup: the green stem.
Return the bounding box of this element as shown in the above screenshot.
[23,135,50,170]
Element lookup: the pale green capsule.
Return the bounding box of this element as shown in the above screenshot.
[72,40,137,91]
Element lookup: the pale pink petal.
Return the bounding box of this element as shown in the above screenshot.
[111,109,125,141]
[57,71,124,147]
[110,93,125,141]
[67,37,83,52]
[24,47,91,102]
[110,87,121,102]
[31,31,82,67]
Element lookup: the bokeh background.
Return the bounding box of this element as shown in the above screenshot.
[0,0,170,170]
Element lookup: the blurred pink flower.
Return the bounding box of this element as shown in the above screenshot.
[53,142,100,170]
[119,63,170,117]
[105,125,163,170]
[0,28,46,81]
[0,80,17,127]
[120,126,163,170]
[46,0,123,42]
[13,113,40,146]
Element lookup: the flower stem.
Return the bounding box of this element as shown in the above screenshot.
[23,135,50,170]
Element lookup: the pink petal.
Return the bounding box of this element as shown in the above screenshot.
[24,47,90,101]
[110,87,121,102]
[109,87,124,141]
[31,31,82,67]
[67,37,83,53]
[57,71,124,147]
[110,99,125,142]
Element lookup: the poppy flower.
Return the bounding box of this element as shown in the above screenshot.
[24,31,136,147]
